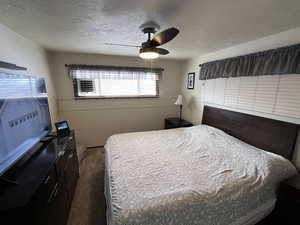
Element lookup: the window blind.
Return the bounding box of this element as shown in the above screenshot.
[66,64,163,98]
[67,64,163,80]
[201,74,300,119]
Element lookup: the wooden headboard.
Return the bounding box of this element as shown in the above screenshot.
[202,106,299,160]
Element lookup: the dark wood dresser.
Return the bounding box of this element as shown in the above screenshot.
[0,131,79,225]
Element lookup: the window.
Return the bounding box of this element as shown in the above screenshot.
[69,65,162,99]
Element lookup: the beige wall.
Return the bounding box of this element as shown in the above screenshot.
[181,27,300,169]
[48,52,184,146]
[0,23,58,126]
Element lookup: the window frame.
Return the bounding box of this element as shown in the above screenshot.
[72,78,160,100]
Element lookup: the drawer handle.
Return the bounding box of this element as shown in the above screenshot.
[44,175,50,184]
[53,185,60,198]
[68,153,74,159]
[48,183,59,203]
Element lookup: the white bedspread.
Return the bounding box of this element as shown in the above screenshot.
[105,125,297,225]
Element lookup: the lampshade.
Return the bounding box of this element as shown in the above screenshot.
[174,95,183,105]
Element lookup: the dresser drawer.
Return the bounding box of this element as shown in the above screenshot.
[33,167,57,205]
[55,139,74,180]
[31,167,57,224]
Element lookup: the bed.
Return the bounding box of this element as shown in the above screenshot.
[104,106,299,225]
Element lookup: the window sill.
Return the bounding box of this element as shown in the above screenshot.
[74,96,160,100]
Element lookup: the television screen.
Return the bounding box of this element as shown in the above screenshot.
[0,73,51,175]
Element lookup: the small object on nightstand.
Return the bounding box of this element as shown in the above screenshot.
[165,118,193,129]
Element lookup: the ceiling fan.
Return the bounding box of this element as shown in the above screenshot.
[105,22,179,59]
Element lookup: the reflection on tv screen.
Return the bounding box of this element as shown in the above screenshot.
[0,73,51,175]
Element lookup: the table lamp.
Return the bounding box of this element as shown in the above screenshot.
[174,95,183,121]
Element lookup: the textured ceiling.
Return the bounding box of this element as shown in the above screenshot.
[0,0,300,59]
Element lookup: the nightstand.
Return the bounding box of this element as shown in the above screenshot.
[164,118,193,129]
[257,176,300,225]
[275,177,300,225]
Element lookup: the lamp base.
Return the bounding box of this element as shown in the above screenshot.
[179,105,182,121]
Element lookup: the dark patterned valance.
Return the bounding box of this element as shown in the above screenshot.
[199,43,300,80]
[65,64,164,80]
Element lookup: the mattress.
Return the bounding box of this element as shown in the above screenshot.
[104,125,297,225]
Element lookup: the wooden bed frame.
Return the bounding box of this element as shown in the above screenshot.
[202,105,299,160]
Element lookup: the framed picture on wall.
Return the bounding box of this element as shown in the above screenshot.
[187,72,195,89]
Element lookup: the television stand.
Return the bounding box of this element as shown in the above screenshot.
[0,130,79,225]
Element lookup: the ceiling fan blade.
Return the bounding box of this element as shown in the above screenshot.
[154,48,169,55]
[150,27,179,47]
[104,43,141,48]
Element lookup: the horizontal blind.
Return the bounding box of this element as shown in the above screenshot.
[70,65,161,98]
[68,65,163,80]
[214,78,226,105]
[238,77,257,111]
[224,77,240,108]
[204,80,215,103]
[0,73,47,98]
[274,75,300,118]
[201,74,300,119]
[254,75,279,113]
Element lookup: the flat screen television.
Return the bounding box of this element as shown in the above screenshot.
[0,73,52,176]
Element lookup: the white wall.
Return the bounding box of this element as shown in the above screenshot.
[49,52,184,146]
[181,27,300,168]
[0,23,58,124]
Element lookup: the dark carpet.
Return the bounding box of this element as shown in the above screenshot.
[67,148,107,225]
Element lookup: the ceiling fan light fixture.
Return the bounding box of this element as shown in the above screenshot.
[139,48,159,59]
[105,22,179,58]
